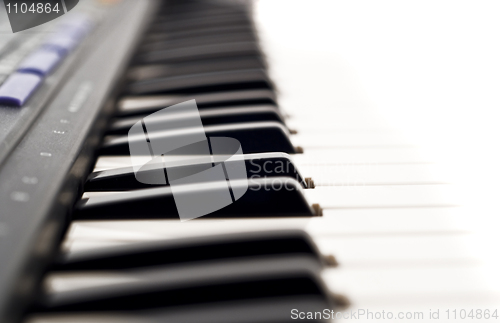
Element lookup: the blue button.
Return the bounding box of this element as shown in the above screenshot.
[43,15,92,56]
[43,33,79,55]
[17,50,62,76]
[0,73,42,107]
[61,14,92,39]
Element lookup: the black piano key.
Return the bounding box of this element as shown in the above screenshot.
[75,177,320,220]
[107,106,284,135]
[126,69,273,95]
[117,89,277,117]
[153,7,251,28]
[128,56,266,81]
[157,2,249,17]
[139,32,258,54]
[99,122,297,156]
[54,230,323,270]
[35,256,330,313]
[26,297,332,323]
[150,13,252,34]
[128,59,267,83]
[143,24,256,44]
[85,153,309,191]
[154,9,249,24]
[137,41,262,65]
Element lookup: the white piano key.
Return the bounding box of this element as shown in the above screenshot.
[93,155,209,172]
[92,162,447,187]
[62,206,473,253]
[305,184,464,209]
[292,132,414,148]
[306,207,473,236]
[323,266,496,304]
[287,114,393,131]
[289,123,395,133]
[299,163,454,186]
[94,156,146,171]
[81,191,128,199]
[296,147,434,164]
[65,220,168,242]
[45,272,140,293]
[93,147,434,173]
[61,219,311,252]
[287,108,384,119]
[64,227,482,267]
[63,240,133,252]
[315,233,480,266]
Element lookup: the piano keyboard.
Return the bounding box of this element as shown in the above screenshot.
[0,0,499,322]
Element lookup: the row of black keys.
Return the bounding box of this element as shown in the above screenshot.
[73,2,321,220]
[23,2,340,322]
[26,230,343,322]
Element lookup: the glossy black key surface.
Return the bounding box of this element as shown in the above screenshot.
[127,69,273,95]
[128,56,265,81]
[117,89,277,117]
[54,230,323,270]
[154,4,250,24]
[35,256,329,313]
[140,32,258,54]
[75,177,319,220]
[107,106,284,135]
[150,13,252,33]
[99,122,296,155]
[143,25,255,43]
[127,56,266,82]
[137,41,262,65]
[27,298,331,323]
[85,153,308,191]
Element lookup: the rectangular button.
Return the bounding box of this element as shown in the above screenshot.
[59,14,92,38]
[43,33,78,55]
[17,50,62,76]
[0,73,42,107]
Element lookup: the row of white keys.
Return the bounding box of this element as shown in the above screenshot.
[292,132,415,148]
[284,124,496,314]
[64,215,475,261]
[93,146,434,172]
[252,1,500,320]
[299,163,454,186]
[305,185,463,208]
[62,215,499,316]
